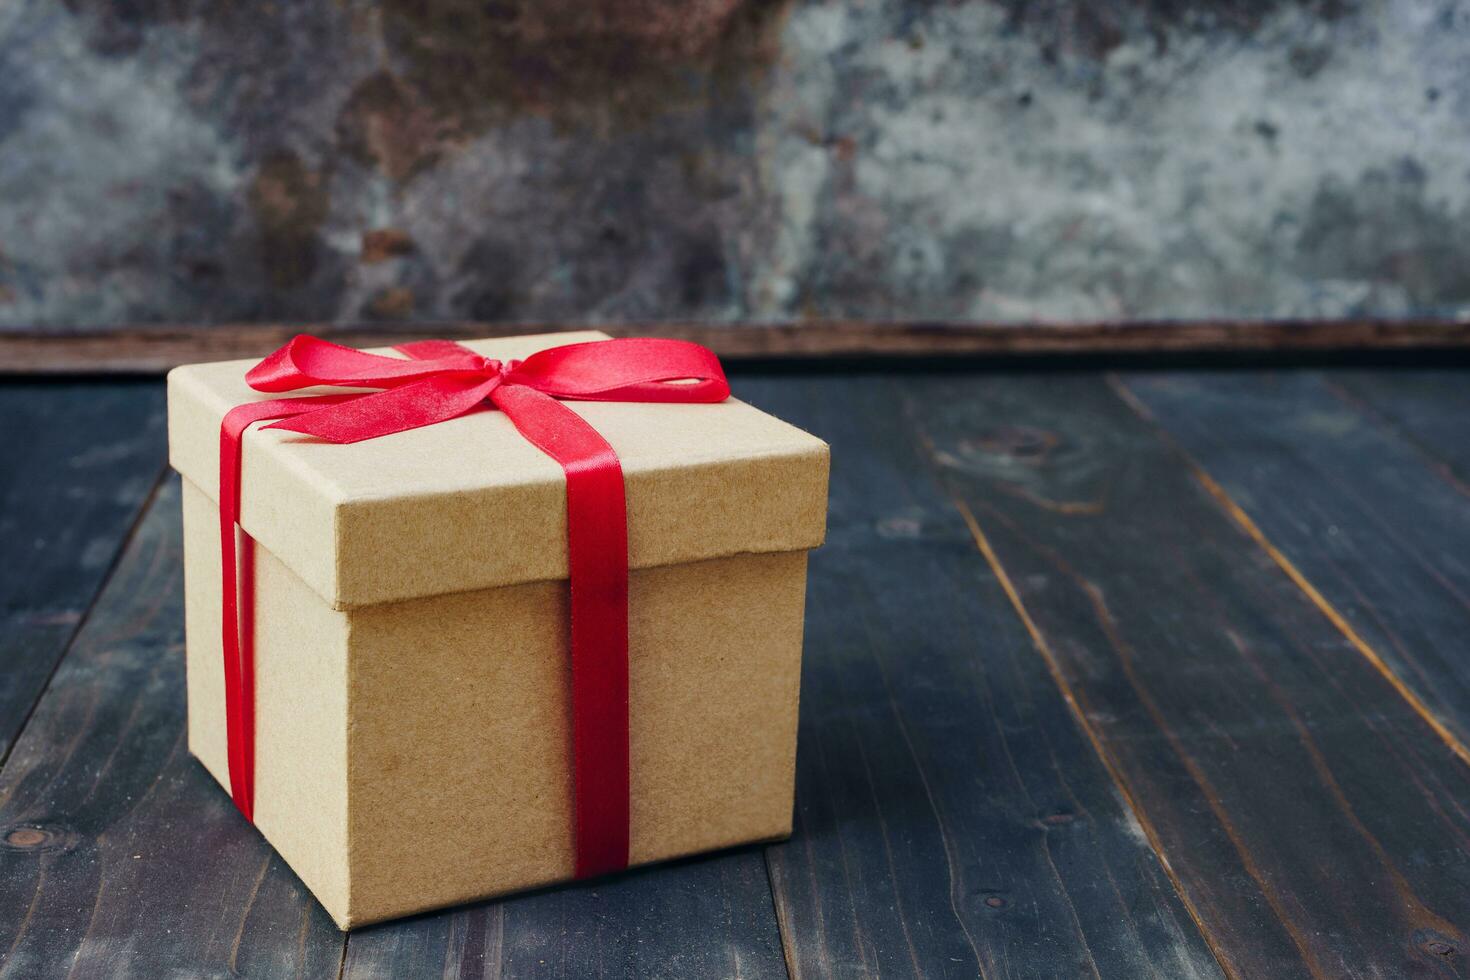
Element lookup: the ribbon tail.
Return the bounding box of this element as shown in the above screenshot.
[218,394,361,822]
[492,383,631,877]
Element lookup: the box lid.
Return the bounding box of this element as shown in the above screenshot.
[168,331,829,609]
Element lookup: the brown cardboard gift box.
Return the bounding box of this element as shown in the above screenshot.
[166,330,829,928]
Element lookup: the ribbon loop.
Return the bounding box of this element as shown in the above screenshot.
[218,335,729,878]
[246,334,486,391]
[506,338,730,402]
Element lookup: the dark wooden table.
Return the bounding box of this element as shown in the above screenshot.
[2,365,1467,979]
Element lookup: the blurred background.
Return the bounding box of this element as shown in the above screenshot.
[0,0,1465,345]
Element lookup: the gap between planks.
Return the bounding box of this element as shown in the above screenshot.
[762,848,801,980]
[944,493,1239,980]
[1104,372,1470,773]
[895,393,1239,980]
[1318,377,1470,500]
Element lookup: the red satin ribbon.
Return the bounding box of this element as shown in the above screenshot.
[218,335,730,878]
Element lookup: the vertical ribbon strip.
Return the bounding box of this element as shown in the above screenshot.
[217,336,729,876]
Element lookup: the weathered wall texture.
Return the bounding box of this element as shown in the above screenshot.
[0,0,1466,329]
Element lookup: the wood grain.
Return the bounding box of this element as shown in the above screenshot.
[1117,370,1470,760]
[0,478,344,979]
[1328,370,1470,489]
[0,381,165,762]
[907,373,1470,978]
[3,318,1469,373]
[741,375,1224,979]
[5,369,1470,978]
[341,849,786,979]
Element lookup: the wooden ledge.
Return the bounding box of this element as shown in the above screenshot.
[2,318,1469,373]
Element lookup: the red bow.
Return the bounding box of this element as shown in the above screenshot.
[218,335,730,878]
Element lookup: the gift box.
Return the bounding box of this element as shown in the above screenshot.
[166,330,829,928]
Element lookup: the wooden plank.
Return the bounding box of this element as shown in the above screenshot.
[2,318,1469,374]
[1117,370,1470,758]
[908,373,1470,978]
[341,851,787,978]
[741,376,1224,979]
[0,381,166,761]
[1328,369,1470,487]
[0,478,344,978]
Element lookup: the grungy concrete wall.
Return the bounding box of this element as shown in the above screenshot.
[0,0,1466,330]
